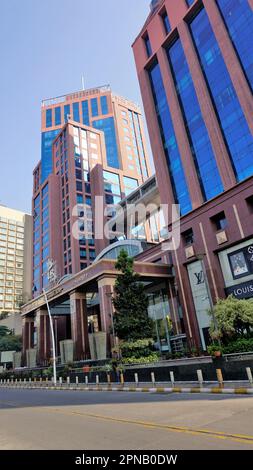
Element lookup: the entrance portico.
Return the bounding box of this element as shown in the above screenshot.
[21,258,173,366]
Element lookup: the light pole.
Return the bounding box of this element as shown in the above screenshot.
[43,289,57,386]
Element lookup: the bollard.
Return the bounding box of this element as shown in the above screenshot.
[24,378,26,385]
[134,373,139,386]
[76,376,79,386]
[107,374,111,384]
[29,378,32,384]
[15,379,18,385]
[85,376,88,386]
[11,379,13,384]
[59,377,63,386]
[7,379,10,385]
[67,377,70,386]
[197,369,204,388]
[246,367,253,386]
[170,371,175,387]
[96,375,99,386]
[120,373,124,385]
[216,369,224,388]
[151,372,156,385]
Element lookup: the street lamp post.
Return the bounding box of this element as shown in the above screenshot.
[43,289,57,386]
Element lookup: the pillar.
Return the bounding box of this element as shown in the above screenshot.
[70,291,90,361]
[35,308,51,366]
[22,316,35,364]
[97,276,116,355]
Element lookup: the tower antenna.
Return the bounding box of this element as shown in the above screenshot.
[81,75,85,91]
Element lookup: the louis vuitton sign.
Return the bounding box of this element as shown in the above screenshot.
[226,280,253,300]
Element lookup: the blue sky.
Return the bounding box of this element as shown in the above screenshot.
[0,0,152,213]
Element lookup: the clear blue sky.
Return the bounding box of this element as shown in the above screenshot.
[0,0,152,213]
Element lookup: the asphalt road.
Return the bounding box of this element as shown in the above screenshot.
[0,388,253,450]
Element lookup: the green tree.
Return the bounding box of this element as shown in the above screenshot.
[0,326,11,337]
[209,295,253,343]
[113,250,154,341]
[0,335,22,352]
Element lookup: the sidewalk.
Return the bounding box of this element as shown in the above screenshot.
[1,380,253,395]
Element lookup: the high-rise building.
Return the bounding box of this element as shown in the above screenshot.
[133,0,253,349]
[32,86,152,295]
[133,0,253,215]
[0,205,32,320]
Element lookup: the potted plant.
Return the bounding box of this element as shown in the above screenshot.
[207,344,223,358]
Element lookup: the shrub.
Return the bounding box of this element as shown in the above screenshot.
[222,337,253,354]
[121,353,160,365]
[120,338,155,359]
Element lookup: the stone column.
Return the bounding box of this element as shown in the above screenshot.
[22,316,35,364]
[97,276,116,355]
[70,291,90,361]
[35,308,51,366]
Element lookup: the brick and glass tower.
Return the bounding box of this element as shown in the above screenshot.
[32,86,151,295]
[133,0,253,350]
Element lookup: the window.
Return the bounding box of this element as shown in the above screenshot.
[73,102,80,122]
[91,98,98,117]
[246,195,253,214]
[167,39,223,201]
[76,181,83,192]
[161,11,171,34]
[211,211,227,231]
[82,100,90,126]
[149,62,192,215]
[100,96,108,115]
[186,0,195,6]
[46,109,52,128]
[217,0,253,91]
[93,117,120,168]
[123,177,138,196]
[182,228,194,246]
[55,107,61,126]
[190,8,253,183]
[80,248,87,259]
[144,34,152,58]
[64,104,71,123]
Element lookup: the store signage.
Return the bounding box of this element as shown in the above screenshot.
[226,280,253,300]
[228,243,253,280]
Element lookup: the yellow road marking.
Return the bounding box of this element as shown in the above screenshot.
[50,408,253,446]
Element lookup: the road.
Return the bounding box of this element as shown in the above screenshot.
[0,388,253,450]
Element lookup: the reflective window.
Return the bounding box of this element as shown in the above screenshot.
[190,8,253,182]
[64,104,71,123]
[167,39,223,200]
[55,107,61,126]
[100,96,108,115]
[91,98,99,117]
[93,117,120,168]
[73,102,80,122]
[161,11,171,34]
[82,100,90,126]
[186,0,195,6]
[46,109,52,128]
[123,176,138,196]
[149,62,192,215]
[144,35,152,58]
[41,129,61,182]
[217,0,253,91]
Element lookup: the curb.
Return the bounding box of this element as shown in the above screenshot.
[1,385,253,395]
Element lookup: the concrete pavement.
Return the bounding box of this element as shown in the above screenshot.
[0,388,253,450]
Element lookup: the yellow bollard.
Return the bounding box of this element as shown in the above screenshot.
[107,374,111,384]
[120,373,124,385]
[216,369,224,388]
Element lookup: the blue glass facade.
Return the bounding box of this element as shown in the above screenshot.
[54,107,61,126]
[41,129,60,182]
[93,117,120,169]
[91,98,99,117]
[82,100,89,126]
[64,104,70,123]
[186,0,195,6]
[167,39,223,201]
[100,96,108,114]
[190,8,253,182]
[46,109,52,128]
[149,62,192,215]
[73,102,80,122]
[162,11,171,34]
[217,0,253,91]
[145,35,152,58]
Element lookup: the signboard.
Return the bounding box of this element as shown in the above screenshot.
[228,243,253,280]
[226,280,253,300]
[187,260,212,350]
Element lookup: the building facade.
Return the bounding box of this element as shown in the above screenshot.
[0,205,32,323]
[132,0,253,349]
[33,86,152,295]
